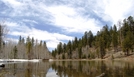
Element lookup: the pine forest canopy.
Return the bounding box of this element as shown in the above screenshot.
[52,16,134,59]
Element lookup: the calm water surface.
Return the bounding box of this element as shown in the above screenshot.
[0,60,134,77]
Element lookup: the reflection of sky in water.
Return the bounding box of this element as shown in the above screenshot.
[1,61,134,77]
[46,68,58,77]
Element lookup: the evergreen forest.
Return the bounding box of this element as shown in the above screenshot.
[52,16,134,59]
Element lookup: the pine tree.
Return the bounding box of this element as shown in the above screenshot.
[52,50,55,58]
[26,36,32,59]
[99,36,105,59]
[63,43,66,52]
[13,46,18,59]
[83,31,88,46]
[117,20,122,47]
[62,54,65,59]
[112,25,118,52]
[63,43,66,58]
[31,37,34,46]
[122,31,133,55]
[57,42,62,55]
[87,30,93,47]
[102,25,111,48]
[78,38,82,59]
[22,38,25,44]
[74,37,78,48]
[67,40,72,59]
[78,47,82,59]
[18,36,22,44]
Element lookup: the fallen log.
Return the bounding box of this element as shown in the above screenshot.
[96,73,105,77]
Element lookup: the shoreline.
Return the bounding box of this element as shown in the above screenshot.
[49,59,109,61]
[1,56,134,62]
[49,56,134,62]
[0,59,40,62]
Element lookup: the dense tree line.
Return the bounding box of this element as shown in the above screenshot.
[52,16,134,59]
[15,36,51,59]
[0,35,51,59]
[0,21,52,59]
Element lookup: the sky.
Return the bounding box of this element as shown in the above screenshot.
[0,0,134,51]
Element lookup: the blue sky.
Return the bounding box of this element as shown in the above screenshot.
[0,0,134,51]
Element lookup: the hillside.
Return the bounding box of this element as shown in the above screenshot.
[52,16,134,59]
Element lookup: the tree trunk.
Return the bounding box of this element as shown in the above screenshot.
[126,49,129,56]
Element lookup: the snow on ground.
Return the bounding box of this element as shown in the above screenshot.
[49,59,53,62]
[0,59,40,62]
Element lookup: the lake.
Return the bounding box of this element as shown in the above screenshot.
[0,60,134,77]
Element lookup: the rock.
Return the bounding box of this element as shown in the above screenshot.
[0,64,5,67]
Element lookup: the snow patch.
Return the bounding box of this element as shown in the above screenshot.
[0,59,40,62]
[49,59,53,62]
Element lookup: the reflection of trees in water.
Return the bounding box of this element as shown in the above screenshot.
[51,61,134,77]
[1,61,134,77]
[13,64,17,76]
[52,61,100,77]
[25,63,32,77]
[123,62,134,77]
[0,61,51,77]
[104,61,134,77]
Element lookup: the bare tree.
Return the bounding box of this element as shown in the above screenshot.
[3,39,16,59]
[0,21,8,53]
[117,20,122,47]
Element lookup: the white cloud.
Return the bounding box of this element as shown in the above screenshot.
[2,0,134,27]
[11,31,28,37]
[1,0,40,17]
[3,0,134,33]
[5,21,29,33]
[5,38,18,44]
[3,0,22,7]
[29,28,73,41]
[2,0,102,34]
[47,40,60,50]
[6,21,73,49]
[1,0,134,50]
[46,5,101,33]
[96,0,134,24]
[29,28,73,49]
[35,29,73,48]
[1,0,24,16]
[5,21,19,27]
[22,19,38,24]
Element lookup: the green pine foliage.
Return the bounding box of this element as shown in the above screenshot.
[112,25,118,52]
[13,46,18,59]
[52,16,134,59]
